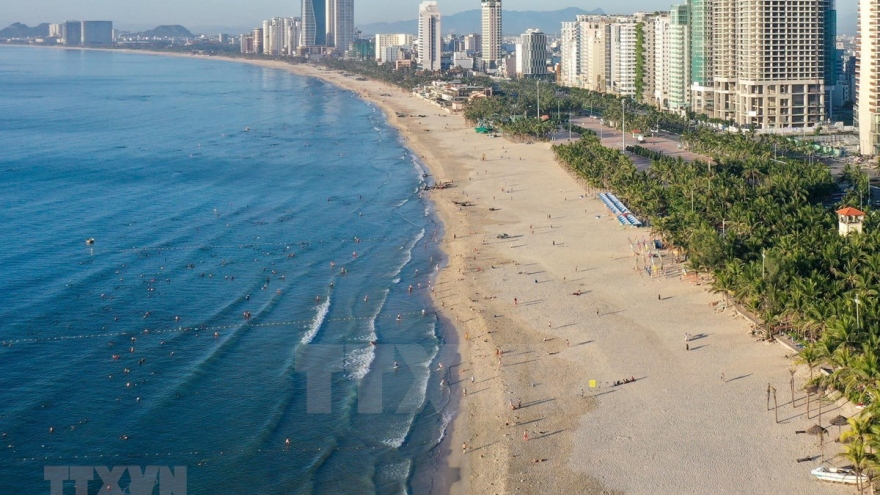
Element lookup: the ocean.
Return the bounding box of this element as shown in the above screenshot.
[0,46,452,494]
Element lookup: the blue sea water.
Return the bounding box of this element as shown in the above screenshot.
[0,46,453,494]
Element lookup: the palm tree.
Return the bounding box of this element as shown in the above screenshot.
[840,437,872,495]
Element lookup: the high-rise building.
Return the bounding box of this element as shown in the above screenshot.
[241,34,256,54]
[326,0,355,51]
[857,0,880,153]
[481,0,502,70]
[517,29,547,77]
[608,20,638,97]
[708,0,833,128]
[285,18,302,55]
[418,1,442,71]
[253,28,264,54]
[688,0,713,115]
[558,15,611,92]
[49,23,63,38]
[264,18,286,55]
[463,33,482,56]
[62,21,82,46]
[375,34,414,62]
[302,0,326,46]
[667,4,690,110]
[81,21,113,45]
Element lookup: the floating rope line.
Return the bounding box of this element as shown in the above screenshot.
[108,237,396,255]
[0,310,432,346]
[8,439,440,464]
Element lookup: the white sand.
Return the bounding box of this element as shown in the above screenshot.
[119,52,853,494]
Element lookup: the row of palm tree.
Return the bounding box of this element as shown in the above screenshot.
[551,125,880,486]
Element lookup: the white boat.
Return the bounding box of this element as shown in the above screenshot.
[811,466,868,485]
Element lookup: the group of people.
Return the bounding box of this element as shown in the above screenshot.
[613,377,636,386]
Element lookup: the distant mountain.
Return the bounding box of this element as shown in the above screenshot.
[358,7,605,37]
[140,25,194,38]
[0,22,49,39]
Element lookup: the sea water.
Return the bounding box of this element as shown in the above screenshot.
[0,46,451,494]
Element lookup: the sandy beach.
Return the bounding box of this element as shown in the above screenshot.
[100,50,856,494]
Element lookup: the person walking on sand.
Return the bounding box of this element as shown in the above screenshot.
[721,372,725,383]
[523,431,529,441]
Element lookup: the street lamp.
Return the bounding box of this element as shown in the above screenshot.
[762,250,766,279]
[622,99,626,152]
[855,295,861,329]
[536,79,540,118]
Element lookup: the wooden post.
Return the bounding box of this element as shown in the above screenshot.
[789,368,796,406]
[767,383,771,411]
[806,389,811,420]
[773,387,779,424]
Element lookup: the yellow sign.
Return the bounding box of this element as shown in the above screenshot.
[589,380,596,389]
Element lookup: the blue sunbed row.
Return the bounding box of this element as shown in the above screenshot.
[599,192,642,227]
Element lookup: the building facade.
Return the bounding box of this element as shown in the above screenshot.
[418,1,442,71]
[857,0,880,154]
[517,29,547,77]
[482,0,502,70]
[326,0,355,51]
[375,34,414,62]
[667,4,691,110]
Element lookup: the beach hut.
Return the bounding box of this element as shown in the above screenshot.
[836,207,866,236]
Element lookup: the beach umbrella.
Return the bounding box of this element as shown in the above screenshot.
[830,415,848,437]
[807,424,828,435]
[807,424,828,462]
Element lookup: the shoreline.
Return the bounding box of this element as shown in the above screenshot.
[21,45,860,494]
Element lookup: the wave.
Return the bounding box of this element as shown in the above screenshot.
[388,228,425,278]
[380,415,414,448]
[301,294,330,345]
[436,409,456,446]
[344,346,374,381]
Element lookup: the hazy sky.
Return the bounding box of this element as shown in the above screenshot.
[3,0,859,31]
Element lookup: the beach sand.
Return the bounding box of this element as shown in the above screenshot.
[116,51,853,494]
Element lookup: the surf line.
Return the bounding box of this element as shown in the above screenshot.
[1,310,433,346]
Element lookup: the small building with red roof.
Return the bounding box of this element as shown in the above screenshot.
[837,207,866,236]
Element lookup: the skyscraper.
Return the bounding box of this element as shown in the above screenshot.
[326,0,355,51]
[481,0,502,70]
[418,1,442,71]
[857,0,880,154]
[80,21,113,45]
[707,0,833,128]
[62,21,82,46]
[517,29,547,77]
[302,0,326,46]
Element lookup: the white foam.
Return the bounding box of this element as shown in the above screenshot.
[398,356,433,412]
[388,228,425,278]
[436,409,456,445]
[380,415,414,448]
[378,460,411,485]
[300,295,330,344]
[344,346,375,381]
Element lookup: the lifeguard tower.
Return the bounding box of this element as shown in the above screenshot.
[837,207,866,236]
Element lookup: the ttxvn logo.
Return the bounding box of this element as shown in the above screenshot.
[44,466,186,495]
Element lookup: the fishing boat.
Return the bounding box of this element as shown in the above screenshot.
[811,466,868,485]
[85,238,95,245]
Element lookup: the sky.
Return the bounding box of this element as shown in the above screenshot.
[3,0,859,32]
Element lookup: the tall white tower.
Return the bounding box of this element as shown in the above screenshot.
[481,0,502,70]
[857,0,880,154]
[326,0,355,51]
[418,1,442,71]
